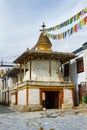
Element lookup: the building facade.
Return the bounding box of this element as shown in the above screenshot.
[0,64,15,105]
[8,31,76,112]
[63,42,87,105]
[0,70,12,105]
[0,78,2,103]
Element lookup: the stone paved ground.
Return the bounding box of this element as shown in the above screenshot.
[0,104,87,130]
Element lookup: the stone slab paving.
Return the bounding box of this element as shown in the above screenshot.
[0,105,87,130]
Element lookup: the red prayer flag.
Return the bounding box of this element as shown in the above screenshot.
[75,24,78,32]
[84,16,87,24]
[58,34,60,39]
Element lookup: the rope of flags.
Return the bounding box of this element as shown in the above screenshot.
[46,16,87,40]
[44,7,87,40]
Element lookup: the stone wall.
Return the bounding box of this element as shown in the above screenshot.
[11,104,42,112]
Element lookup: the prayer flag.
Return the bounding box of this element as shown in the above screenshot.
[70,18,72,24]
[84,7,87,13]
[80,19,85,26]
[84,16,87,24]
[58,34,60,39]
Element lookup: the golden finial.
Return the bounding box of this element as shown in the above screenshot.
[40,22,46,32]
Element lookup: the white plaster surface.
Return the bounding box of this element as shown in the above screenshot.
[64,88,72,102]
[11,95,15,104]
[23,60,63,82]
[18,89,26,105]
[62,88,73,108]
[84,49,87,81]
[31,60,49,81]
[29,88,39,104]
[70,52,85,86]
[8,78,13,88]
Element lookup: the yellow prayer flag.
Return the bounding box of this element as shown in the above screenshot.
[80,19,84,26]
[85,7,87,13]
[53,26,57,31]
[76,13,80,20]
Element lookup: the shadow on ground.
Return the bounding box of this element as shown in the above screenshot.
[0,104,15,114]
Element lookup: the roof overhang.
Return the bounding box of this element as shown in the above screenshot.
[14,49,76,64]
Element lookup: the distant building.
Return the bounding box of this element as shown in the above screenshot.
[0,63,14,104]
[8,29,76,112]
[0,78,2,102]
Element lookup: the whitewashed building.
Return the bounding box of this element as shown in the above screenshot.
[0,65,14,105]
[63,42,87,105]
[0,70,12,105]
[0,78,2,103]
[9,30,76,112]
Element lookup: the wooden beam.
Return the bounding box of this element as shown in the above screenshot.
[26,87,28,106]
[30,58,32,80]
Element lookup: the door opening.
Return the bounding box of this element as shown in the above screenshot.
[45,91,59,109]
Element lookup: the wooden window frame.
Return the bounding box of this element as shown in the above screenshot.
[76,57,84,73]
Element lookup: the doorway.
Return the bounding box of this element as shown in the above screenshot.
[45,91,59,109]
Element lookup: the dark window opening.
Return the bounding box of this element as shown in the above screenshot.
[64,63,69,77]
[77,58,84,73]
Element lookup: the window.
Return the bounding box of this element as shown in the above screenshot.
[76,57,84,73]
[64,63,69,77]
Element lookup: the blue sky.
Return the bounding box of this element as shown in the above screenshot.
[0,0,87,62]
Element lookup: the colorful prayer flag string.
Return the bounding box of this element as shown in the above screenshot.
[46,16,87,40]
[44,7,87,35]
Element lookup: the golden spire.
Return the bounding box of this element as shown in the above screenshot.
[37,23,52,51]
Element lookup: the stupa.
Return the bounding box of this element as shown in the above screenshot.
[10,23,76,111]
